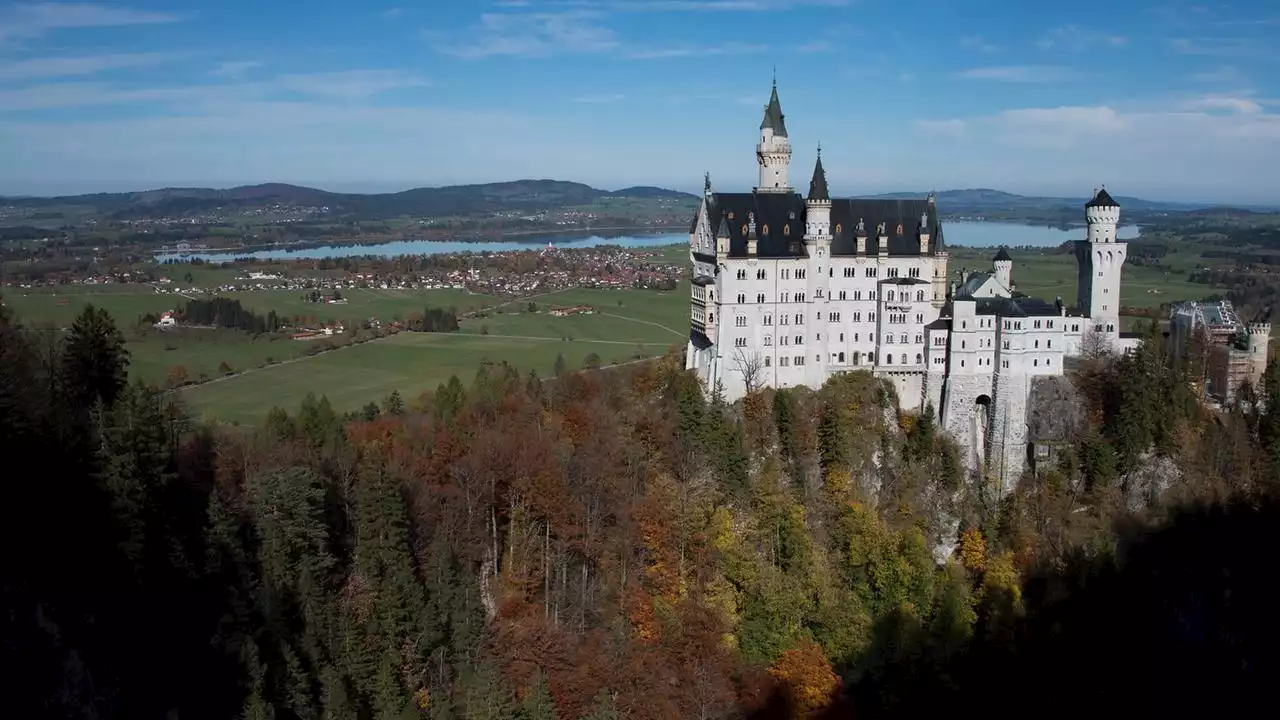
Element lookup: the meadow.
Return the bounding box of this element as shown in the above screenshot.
[179,327,678,425]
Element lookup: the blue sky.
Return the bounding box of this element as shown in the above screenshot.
[0,1,1277,202]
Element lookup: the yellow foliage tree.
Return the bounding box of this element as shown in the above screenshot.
[958,528,988,574]
[983,551,1023,608]
[768,639,840,717]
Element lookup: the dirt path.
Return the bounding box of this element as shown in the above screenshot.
[597,311,686,340]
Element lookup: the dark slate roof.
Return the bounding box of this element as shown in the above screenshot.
[993,247,1012,263]
[925,317,951,331]
[880,277,930,286]
[693,192,944,259]
[956,271,994,298]
[1086,187,1119,208]
[690,329,713,350]
[830,198,942,256]
[760,82,788,137]
[808,151,829,201]
[692,275,714,287]
[969,296,1063,318]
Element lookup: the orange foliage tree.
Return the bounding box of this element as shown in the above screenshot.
[767,639,840,717]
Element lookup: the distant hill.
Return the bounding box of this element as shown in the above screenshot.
[0,180,699,222]
[865,188,1210,213]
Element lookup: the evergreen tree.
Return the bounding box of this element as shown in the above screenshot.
[520,670,558,720]
[62,303,129,409]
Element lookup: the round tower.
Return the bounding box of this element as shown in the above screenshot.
[755,76,792,193]
[1086,186,1121,243]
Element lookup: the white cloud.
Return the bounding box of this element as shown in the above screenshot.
[797,40,831,53]
[1036,25,1126,52]
[0,52,171,81]
[956,65,1081,83]
[909,97,1280,201]
[570,0,851,10]
[434,11,618,58]
[0,2,179,44]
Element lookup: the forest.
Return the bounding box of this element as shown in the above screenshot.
[2,299,1278,720]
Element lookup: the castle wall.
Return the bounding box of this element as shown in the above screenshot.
[941,373,997,471]
[989,371,1031,493]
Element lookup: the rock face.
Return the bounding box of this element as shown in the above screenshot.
[1027,375,1084,443]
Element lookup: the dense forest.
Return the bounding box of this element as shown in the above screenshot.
[180,297,285,334]
[2,299,1278,719]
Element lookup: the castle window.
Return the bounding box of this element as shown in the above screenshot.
[869,312,876,322]
[916,353,922,364]
[764,314,773,325]
[734,337,747,347]
[909,267,921,278]
[896,223,904,235]
[757,293,766,303]
[764,356,771,366]
[762,225,769,235]
[1073,324,1079,332]
[783,225,790,236]
[961,341,966,349]
[853,291,862,300]
[869,291,876,300]
[961,360,965,367]
[866,268,877,278]
[779,357,789,366]
[796,335,803,345]
[797,269,806,279]
[844,267,854,278]
[839,291,847,300]
[757,269,766,280]
[885,355,893,365]
[796,314,804,325]
[737,293,745,303]
[1034,320,1042,329]
[885,334,894,344]
[915,334,923,344]
[901,354,907,364]
[1034,340,1039,348]
[840,333,845,341]
[764,336,772,345]
[737,269,746,280]
[839,352,846,363]
[835,223,842,233]
[781,292,789,302]
[887,290,895,302]
[709,313,714,323]
[853,312,861,322]
[887,267,899,278]
[900,334,907,344]
[916,313,924,324]
[1003,360,1009,369]
[741,225,748,235]
[916,290,925,302]
[1047,340,1052,348]
[728,211,734,220]
[736,316,747,327]
[1034,359,1039,366]
[795,356,805,366]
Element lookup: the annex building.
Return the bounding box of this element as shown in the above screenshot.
[686,79,1140,490]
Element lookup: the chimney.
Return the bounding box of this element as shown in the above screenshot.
[877,221,888,258]
[747,211,758,257]
[855,217,867,255]
[918,209,930,255]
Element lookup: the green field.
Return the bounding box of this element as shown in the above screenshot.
[226,286,496,326]
[179,329,677,425]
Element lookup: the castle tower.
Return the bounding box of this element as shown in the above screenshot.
[1249,317,1271,390]
[755,76,792,193]
[993,247,1012,291]
[804,146,831,249]
[1074,187,1126,337]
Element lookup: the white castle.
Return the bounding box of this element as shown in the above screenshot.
[685,79,1139,490]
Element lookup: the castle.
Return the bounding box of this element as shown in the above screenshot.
[685,79,1145,490]
[1169,300,1269,405]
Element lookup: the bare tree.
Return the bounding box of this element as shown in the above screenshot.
[731,348,765,394]
[1080,326,1113,362]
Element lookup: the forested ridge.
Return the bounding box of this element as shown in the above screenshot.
[3,298,1279,720]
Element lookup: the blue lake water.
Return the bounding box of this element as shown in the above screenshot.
[154,221,1141,264]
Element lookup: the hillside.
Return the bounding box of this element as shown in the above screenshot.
[0,180,699,223]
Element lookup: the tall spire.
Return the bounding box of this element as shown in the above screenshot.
[808,145,829,201]
[759,73,788,137]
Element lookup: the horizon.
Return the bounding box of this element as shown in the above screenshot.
[1,1,1277,203]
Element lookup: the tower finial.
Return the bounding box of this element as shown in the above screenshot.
[704,171,711,195]
[816,141,821,157]
[772,65,776,87]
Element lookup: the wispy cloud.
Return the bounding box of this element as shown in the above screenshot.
[956,65,1081,83]
[627,43,767,59]
[381,7,402,18]
[960,35,1000,53]
[571,93,624,103]
[1169,36,1275,60]
[273,70,430,100]
[212,61,262,79]
[913,118,966,138]
[1036,25,1126,52]
[0,2,180,44]
[433,11,618,58]
[0,52,172,81]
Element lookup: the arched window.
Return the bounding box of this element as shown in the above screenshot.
[900,354,907,365]
[838,352,846,363]
[887,290,895,301]
[737,293,745,303]
[916,290,925,301]
[885,354,893,365]
[915,353,922,364]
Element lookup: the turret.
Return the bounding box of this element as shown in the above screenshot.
[715,211,731,260]
[1086,186,1121,243]
[993,246,1012,291]
[755,76,792,193]
[804,146,831,247]
[1249,316,1271,388]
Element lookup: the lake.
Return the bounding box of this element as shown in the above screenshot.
[155,221,1141,264]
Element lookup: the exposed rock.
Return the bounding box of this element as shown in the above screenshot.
[1027,375,1085,443]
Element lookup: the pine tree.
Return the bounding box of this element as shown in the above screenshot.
[520,670,558,720]
[62,303,129,409]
